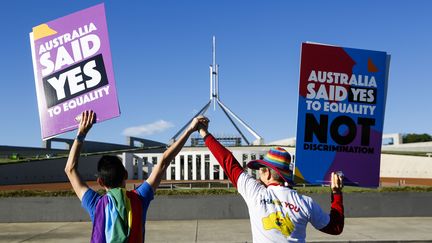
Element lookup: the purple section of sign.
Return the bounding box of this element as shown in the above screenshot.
[324,127,382,187]
[30,4,120,139]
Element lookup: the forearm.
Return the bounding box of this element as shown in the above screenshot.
[65,139,88,200]
[65,139,83,174]
[203,133,244,187]
[162,129,193,164]
[320,192,344,235]
[148,128,194,191]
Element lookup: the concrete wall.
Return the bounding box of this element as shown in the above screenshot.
[382,141,432,153]
[1,192,431,222]
[0,145,67,158]
[0,155,102,185]
[380,154,432,179]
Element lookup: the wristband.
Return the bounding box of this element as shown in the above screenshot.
[76,134,86,143]
[203,133,210,141]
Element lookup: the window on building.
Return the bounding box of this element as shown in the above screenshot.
[187,155,193,180]
[180,155,185,180]
[170,163,175,180]
[205,154,210,180]
[213,164,220,180]
[196,155,202,180]
[242,154,248,170]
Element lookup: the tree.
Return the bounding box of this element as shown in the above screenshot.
[402,133,432,143]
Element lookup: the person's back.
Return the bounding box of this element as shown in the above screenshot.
[65,111,204,242]
[84,187,150,242]
[238,173,336,242]
[78,154,152,242]
[196,115,344,243]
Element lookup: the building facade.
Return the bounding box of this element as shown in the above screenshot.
[122,146,296,181]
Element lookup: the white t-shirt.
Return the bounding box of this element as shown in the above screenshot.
[237,173,330,243]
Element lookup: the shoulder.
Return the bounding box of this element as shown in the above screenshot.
[237,173,261,188]
[296,192,315,207]
[299,193,313,202]
[237,173,267,199]
[81,188,102,221]
[82,188,102,205]
[133,181,155,202]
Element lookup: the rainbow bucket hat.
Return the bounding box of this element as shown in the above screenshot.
[247,147,293,184]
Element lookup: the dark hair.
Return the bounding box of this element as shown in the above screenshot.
[97,155,127,188]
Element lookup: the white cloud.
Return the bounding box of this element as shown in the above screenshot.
[122,120,174,137]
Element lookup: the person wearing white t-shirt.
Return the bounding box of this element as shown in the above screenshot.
[196,116,344,243]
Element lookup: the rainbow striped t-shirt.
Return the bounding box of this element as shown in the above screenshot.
[82,182,154,242]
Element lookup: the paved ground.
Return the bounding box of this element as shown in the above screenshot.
[1,217,432,242]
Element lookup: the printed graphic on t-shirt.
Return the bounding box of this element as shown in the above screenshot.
[260,198,301,213]
[262,211,295,236]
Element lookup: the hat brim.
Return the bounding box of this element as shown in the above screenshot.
[247,160,294,184]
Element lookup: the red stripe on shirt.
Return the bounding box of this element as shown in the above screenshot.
[319,193,344,235]
[204,134,244,187]
[128,190,143,243]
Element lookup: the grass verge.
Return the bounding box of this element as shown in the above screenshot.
[1,186,432,198]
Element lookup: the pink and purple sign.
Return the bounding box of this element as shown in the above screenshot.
[29,3,120,140]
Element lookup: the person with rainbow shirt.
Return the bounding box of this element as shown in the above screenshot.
[65,110,204,242]
[195,115,345,243]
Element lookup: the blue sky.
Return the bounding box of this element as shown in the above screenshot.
[1,0,431,148]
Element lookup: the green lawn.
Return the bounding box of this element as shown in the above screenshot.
[1,186,432,198]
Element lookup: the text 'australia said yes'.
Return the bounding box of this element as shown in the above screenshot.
[305,70,378,116]
[36,23,109,116]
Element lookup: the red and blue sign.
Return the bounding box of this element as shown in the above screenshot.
[295,43,390,187]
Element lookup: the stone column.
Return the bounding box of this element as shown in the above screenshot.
[209,154,215,180]
[183,153,189,181]
[201,154,206,180]
[122,153,134,180]
[175,155,181,180]
[136,156,143,180]
[192,152,197,180]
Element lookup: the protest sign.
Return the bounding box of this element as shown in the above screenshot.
[295,42,390,187]
[30,3,119,140]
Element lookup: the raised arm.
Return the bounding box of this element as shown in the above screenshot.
[65,110,95,201]
[319,172,344,235]
[146,116,204,192]
[198,118,244,187]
